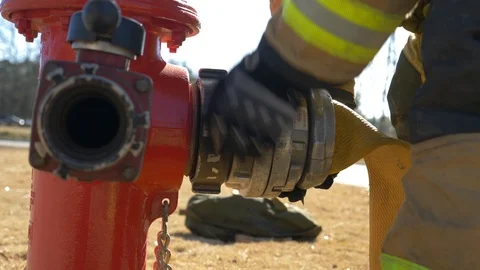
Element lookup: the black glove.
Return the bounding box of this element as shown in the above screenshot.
[207,36,355,201]
[279,174,338,203]
[207,51,302,158]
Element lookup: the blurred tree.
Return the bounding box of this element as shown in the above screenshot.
[0,20,40,62]
[354,90,362,114]
[0,60,39,118]
[382,33,397,117]
[0,19,40,118]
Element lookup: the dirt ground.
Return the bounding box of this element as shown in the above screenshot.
[0,127,30,141]
[0,148,369,270]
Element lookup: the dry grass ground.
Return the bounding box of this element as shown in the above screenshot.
[0,148,369,270]
[0,126,30,141]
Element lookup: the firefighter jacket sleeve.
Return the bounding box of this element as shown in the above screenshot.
[259,0,418,86]
[268,0,357,106]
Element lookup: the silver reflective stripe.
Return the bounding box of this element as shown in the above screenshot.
[292,0,388,48]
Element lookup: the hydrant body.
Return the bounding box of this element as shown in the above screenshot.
[0,0,200,269]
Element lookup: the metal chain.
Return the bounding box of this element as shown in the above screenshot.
[154,199,172,270]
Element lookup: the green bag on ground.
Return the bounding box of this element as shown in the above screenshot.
[184,194,322,242]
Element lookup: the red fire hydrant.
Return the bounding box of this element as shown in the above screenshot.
[0,0,344,268]
[0,0,200,269]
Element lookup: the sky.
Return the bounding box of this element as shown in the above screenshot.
[6,0,411,119]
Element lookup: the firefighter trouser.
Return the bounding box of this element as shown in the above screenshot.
[379,0,480,269]
[333,1,480,269]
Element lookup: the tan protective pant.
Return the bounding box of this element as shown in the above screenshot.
[381,134,480,269]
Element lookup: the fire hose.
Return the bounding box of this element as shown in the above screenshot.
[0,0,412,269]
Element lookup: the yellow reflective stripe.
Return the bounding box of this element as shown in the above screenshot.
[282,0,379,64]
[318,0,404,33]
[295,0,387,48]
[381,254,431,270]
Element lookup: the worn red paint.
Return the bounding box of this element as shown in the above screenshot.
[0,0,200,269]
